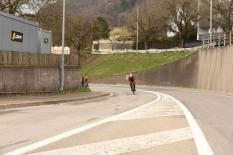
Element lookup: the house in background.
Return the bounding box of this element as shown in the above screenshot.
[92,27,134,54]
[92,40,134,53]
[197,19,224,41]
[52,46,70,55]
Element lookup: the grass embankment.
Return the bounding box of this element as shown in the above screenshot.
[81,51,193,78]
[78,87,92,92]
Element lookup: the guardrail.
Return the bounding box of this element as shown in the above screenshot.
[200,32,233,47]
[92,46,207,55]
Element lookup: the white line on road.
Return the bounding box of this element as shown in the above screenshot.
[29,127,193,155]
[140,90,214,155]
[167,94,214,155]
[93,84,233,99]
[4,91,161,155]
[112,94,184,121]
[4,88,214,155]
[138,90,214,155]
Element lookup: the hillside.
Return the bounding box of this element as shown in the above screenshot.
[66,0,157,25]
[81,51,193,78]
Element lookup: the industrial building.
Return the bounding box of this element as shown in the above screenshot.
[0,11,52,53]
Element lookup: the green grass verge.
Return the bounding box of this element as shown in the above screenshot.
[78,87,92,92]
[81,51,193,78]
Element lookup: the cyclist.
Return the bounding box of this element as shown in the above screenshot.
[128,74,136,94]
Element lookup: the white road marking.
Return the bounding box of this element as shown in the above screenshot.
[112,94,184,121]
[4,92,161,155]
[166,94,214,155]
[93,84,233,99]
[5,88,214,155]
[29,127,193,155]
[96,85,214,155]
[136,90,214,155]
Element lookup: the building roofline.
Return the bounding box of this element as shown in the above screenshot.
[0,11,39,27]
[38,28,52,33]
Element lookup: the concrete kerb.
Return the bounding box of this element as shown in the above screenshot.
[0,93,110,110]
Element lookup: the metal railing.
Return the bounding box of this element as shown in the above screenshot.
[201,32,233,48]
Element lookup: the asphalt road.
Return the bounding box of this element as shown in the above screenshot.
[1,85,233,155]
[139,85,233,155]
[92,85,233,155]
[0,87,156,154]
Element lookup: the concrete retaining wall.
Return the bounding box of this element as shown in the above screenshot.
[95,47,233,94]
[0,65,80,93]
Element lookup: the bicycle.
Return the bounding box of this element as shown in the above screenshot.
[130,82,136,94]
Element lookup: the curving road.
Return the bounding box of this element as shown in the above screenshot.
[95,85,233,155]
[1,85,233,155]
[0,86,156,154]
[148,86,233,155]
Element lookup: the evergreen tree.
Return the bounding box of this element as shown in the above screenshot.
[92,16,110,40]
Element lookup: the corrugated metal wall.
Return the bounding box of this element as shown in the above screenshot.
[38,28,52,54]
[0,11,52,54]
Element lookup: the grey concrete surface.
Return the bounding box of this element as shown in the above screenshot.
[137,85,233,155]
[119,140,197,155]
[1,85,233,155]
[0,91,109,110]
[0,65,80,93]
[0,87,155,154]
[94,47,233,94]
[28,88,197,155]
[30,117,195,155]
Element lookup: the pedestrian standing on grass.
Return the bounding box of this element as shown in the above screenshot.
[84,76,89,88]
[81,76,85,87]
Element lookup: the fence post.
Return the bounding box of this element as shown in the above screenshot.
[202,39,205,49]
[230,31,232,46]
[224,34,226,46]
[218,35,221,47]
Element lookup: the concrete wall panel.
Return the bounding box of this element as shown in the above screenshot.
[0,65,80,93]
[95,47,233,94]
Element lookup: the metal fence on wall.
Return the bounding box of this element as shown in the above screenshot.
[0,51,79,65]
[200,32,233,47]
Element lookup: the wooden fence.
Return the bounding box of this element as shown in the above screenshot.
[0,51,79,65]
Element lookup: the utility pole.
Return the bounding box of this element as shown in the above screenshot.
[60,0,66,91]
[197,0,200,40]
[210,0,213,44]
[136,6,139,53]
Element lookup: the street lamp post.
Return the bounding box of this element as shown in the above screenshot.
[60,0,66,91]
[197,0,200,41]
[136,6,139,53]
[210,0,213,44]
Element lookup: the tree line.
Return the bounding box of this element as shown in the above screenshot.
[1,0,233,52]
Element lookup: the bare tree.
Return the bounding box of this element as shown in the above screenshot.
[163,0,198,47]
[123,1,167,50]
[0,0,54,17]
[201,0,233,33]
[36,1,62,45]
[37,1,93,54]
[65,16,92,59]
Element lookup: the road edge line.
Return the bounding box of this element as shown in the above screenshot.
[166,94,214,155]
[4,91,161,155]
[95,85,214,155]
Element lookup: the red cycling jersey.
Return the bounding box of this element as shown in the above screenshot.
[128,76,135,84]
